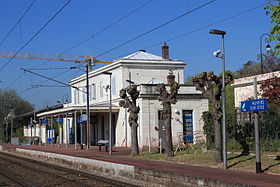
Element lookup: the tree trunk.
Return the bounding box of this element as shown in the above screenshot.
[214,118,222,163]
[131,121,139,156]
[164,104,173,157]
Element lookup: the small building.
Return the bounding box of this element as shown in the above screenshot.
[36,44,208,148]
[232,71,280,108]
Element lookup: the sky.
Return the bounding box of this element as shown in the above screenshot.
[0,0,275,109]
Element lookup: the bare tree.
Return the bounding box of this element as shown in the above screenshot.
[192,72,233,162]
[156,71,180,157]
[119,85,140,156]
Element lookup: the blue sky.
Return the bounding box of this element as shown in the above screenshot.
[0,0,274,109]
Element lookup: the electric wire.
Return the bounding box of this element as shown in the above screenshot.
[16,2,263,95]
[7,1,264,101]
[0,0,36,47]
[20,1,262,98]
[0,0,72,72]
[21,68,78,89]
[95,0,216,58]
[111,3,267,61]
[4,0,154,91]
[22,69,82,99]
[21,64,83,97]
[61,0,156,54]
[145,3,267,49]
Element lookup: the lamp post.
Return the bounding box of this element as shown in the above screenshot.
[210,29,227,169]
[260,33,272,74]
[102,71,112,155]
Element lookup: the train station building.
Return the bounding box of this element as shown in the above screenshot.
[28,44,208,148]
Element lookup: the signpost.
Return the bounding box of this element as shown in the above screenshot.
[240,78,268,173]
[240,99,268,112]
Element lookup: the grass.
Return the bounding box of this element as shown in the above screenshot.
[130,146,280,175]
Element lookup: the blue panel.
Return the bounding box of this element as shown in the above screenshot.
[184,134,193,144]
[54,118,63,122]
[241,99,268,112]
[41,119,47,124]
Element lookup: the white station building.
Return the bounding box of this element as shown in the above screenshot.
[36,44,208,148]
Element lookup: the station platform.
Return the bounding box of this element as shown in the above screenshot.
[0,143,279,187]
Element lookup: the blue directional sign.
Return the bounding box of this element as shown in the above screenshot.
[241,99,268,112]
[54,118,63,123]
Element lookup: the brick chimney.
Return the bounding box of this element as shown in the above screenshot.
[161,42,169,60]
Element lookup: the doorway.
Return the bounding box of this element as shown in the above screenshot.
[182,110,193,143]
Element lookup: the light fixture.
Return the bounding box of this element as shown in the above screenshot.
[266,44,271,52]
[209,29,226,35]
[213,50,222,58]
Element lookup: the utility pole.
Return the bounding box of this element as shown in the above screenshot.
[74,111,77,149]
[10,115,13,143]
[30,117,33,145]
[80,109,83,149]
[86,59,91,150]
[34,111,36,145]
[58,115,61,147]
[66,115,68,148]
[51,116,53,147]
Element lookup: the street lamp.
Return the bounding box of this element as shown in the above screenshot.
[210,29,227,169]
[260,33,272,74]
[102,71,112,155]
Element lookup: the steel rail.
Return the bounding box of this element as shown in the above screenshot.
[0,168,36,187]
[0,152,138,187]
[0,153,91,187]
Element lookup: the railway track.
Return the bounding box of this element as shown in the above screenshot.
[0,151,138,187]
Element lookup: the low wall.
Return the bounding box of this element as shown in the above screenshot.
[0,145,253,187]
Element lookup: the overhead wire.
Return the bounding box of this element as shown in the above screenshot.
[5,0,155,91]
[0,0,36,47]
[61,0,156,54]
[95,0,216,58]
[21,64,83,97]
[145,3,267,49]
[11,2,265,102]
[20,0,215,100]
[0,0,72,72]
[111,3,267,61]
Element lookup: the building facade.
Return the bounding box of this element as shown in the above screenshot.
[232,71,280,108]
[36,45,208,148]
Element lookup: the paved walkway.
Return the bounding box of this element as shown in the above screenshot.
[1,143,280,187]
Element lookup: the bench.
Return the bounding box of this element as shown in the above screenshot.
[97,140,109,152]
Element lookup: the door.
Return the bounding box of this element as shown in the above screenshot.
[158,110,164,142]
[182,110,193,144]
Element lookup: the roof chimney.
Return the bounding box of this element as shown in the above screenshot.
[161,42,169,60]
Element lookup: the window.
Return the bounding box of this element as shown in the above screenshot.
[82,87,86,103]
[73,90,77,104]
[77,89,80,104]
[91,84,96,100]
[100,81,104,98]
[111,77,116,95]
